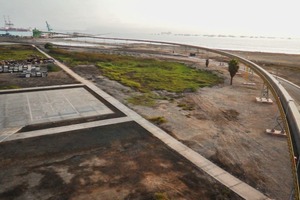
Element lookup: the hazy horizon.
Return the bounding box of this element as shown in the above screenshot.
[1,0,300,38]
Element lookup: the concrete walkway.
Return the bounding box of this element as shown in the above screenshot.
[0,83,85,94]
[5,116,132,142]
[0,127,22,143]
[35,46,270,200]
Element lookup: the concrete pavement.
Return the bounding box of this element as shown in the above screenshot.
[5,116,132,141]
[0,87,113,130]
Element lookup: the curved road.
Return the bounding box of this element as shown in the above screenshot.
[276,77,300,111]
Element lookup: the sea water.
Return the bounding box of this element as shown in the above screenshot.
[2,29,300,55]
[75,32,300,55]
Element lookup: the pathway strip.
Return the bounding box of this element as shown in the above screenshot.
[0,83,84,94]
[5,116,132,142]
[0,127,22,143]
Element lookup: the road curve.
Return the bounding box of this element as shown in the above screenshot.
[276,77,300,111]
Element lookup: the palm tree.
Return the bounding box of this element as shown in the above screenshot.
[228,59,239,85]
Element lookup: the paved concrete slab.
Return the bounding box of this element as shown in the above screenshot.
[0,87,113,129]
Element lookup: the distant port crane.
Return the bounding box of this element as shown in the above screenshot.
[0,15,30,32]
[3,16,14,29]
[46,21,52,32]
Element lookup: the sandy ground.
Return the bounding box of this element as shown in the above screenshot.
[71,43,297,199]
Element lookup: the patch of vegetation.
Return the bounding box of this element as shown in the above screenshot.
[44,42,53,49]
[147,116,167,125]
[127,92,159,107]
[49,48,222,93]
[98,61,221,93]
[0,45,46,61]
[48,48,120,67]
[0,85,20,90]
[177,103,195,111]
[47,63,61,72]
[154,193,170,200]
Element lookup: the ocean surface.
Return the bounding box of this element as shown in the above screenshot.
[2,30,300,55]
[73,32,300,55]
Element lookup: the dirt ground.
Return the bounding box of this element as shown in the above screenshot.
[0,122,240,200]
[1,42,299,199]
[0,70,78,89]
[70,43,297,199]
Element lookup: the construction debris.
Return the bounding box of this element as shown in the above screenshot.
[0,55,54,78]
[266,129,287,137]
[256,97,273,104]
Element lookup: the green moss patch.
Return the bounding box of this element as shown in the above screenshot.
[0,45,46,61]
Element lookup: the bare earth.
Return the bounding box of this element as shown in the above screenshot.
[0,122,241,200]
[0,70,78,89]
[1,42,300,199]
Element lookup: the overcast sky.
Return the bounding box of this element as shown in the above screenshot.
[1,0,300,37]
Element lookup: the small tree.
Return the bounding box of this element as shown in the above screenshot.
[228,59,239,85]
[44,43,53,49]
